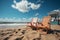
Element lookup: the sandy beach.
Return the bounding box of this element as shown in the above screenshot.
[0,25,60,40]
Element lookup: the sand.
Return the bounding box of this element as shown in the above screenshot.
[0,25,60,40]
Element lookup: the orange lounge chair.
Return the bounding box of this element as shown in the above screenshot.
[37,16,51,34]
[37,16,51,29]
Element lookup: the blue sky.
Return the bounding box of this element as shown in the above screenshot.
[0,0,60,22]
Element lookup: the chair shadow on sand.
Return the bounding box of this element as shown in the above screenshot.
[47,29,60,34]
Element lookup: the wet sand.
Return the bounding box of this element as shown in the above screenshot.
[0,25,60,40]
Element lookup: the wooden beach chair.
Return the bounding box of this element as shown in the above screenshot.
[37,16,51,34]
[27,17,38,30]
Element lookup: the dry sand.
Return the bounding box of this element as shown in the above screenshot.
[0,25,60,40]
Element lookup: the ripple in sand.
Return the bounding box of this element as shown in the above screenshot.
[15,36,24,40]
[4,37,9,40]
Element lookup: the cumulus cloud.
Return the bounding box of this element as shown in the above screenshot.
[13,0,17,3]
[11,0,41,13]
[0,17,32,22]
[30,3,40,10]
[0,17,21,22]
[35,13,39,16]
[0,17,42,22]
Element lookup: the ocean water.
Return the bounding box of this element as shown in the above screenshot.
[0,23,27,28]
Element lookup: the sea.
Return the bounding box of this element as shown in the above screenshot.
[0,22,28,28]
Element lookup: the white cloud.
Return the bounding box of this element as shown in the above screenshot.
[36,0,44,4]
[12,0,30,13]
[13,0,17,3]
[0,17,42,22]
[0,17,31,22]
[35,13,39,16]
[11,5,17,9]
[0,17,21,22]
[30,3,40,10]
[11,0,41,13]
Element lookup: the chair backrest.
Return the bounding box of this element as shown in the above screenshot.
[31,17,38,26]
[42,16,51,26]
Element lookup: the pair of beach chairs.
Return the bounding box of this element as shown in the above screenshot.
[27,16,51,34]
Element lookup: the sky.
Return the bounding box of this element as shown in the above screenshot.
[0,0,60,22]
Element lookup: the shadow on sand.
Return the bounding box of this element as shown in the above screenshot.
[48,29,60,34]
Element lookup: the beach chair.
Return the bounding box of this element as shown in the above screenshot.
[37,16,51,34]
[27,17,38,30]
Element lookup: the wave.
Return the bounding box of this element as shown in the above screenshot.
[0,23,27,28]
